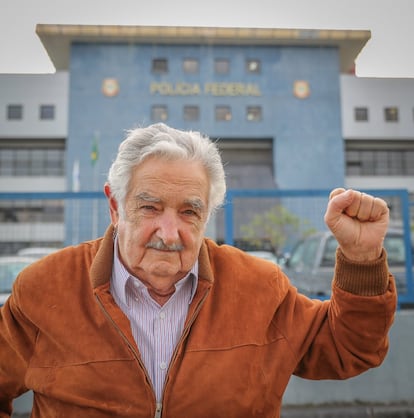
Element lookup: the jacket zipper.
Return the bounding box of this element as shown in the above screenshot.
[96,286,211,418]
[160,287,211,407]
[154,402,162,418]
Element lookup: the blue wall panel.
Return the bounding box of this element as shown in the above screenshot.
[65,42,344,242]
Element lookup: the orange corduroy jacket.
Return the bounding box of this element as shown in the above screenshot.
[0,226,396,418]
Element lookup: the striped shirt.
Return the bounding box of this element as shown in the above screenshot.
[110,238,198,402]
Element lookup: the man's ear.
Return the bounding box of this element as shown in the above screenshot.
[104,183,120,226]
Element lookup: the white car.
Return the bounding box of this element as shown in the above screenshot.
[282,229,413,298]
[246,250,279,264]
[17,247,59,259]
[0,256,36,306]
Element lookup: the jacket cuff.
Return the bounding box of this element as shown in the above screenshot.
[334,248,389,296]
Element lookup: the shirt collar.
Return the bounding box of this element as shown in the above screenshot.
[110,236,199,308]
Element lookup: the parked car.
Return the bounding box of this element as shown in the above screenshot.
[246,250,279,264]
[281,229,413,297]
[0,256,36,306]
[17,246,59,259]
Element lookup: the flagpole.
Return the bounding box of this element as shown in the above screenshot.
[91,131,100,239]
[72,158,80,245]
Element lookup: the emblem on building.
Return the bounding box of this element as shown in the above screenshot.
[293,80,310,99]
[102,78,120,97]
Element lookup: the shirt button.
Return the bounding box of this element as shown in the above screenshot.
[159,311,166,319]
[160,362,167,370]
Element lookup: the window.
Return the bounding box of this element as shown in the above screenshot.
[15,149,30,175]
[151,105,168,121]
[246,106,262,122]
[288,236,320,270]
[384,107,399,122]
[7,104,23,120]
[44,149,65,175]
[152,58,168,73]
[215,106,232,121]
[183,105,199,121]
[246,59,261,73]
[183,58,199,74]
[346,148,414,176]
[0,199,64,223]
[0,146,65,176]
[320,236,338,267]
[0,149,13,175]
[384,234,406,265]
[40,105,55,120]
[215,59,230,74]
[354,107,368,121]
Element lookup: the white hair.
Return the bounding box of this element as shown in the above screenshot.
[107,123,226,219]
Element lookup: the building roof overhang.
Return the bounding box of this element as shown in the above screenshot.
[36,24,371,73]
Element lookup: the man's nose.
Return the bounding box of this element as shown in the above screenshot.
[155,210,180,245]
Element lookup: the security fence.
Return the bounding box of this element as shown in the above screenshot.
[223,188,413,307]
[0,188,412,306]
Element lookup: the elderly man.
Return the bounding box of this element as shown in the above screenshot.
[0,123,396,417]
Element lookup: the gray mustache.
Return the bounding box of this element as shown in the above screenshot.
[146,240,184,251]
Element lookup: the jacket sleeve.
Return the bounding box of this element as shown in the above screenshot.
[0,277,37,417]
[285,249,397,380]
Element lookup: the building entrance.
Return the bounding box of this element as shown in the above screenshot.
[217,138,275,189]
[211,138,276,244]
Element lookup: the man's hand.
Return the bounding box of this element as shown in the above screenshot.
[324,188,389,262]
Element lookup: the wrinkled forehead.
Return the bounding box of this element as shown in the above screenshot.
[127,157,210,204]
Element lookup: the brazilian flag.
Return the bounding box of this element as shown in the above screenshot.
[91,134,99,166]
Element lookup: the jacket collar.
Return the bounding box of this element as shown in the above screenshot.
[90,225,214,289]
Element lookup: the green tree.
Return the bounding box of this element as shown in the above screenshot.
[240,204,314,254]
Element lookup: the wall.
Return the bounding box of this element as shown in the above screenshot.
[65,42,345,243]
[283,310,414,405]
[0,73,68,139]
[340,75,414,140]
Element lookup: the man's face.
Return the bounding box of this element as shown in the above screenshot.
[105,156,210,304]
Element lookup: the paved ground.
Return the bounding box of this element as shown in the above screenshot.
[281,404,414,417]
[12,404,414,418]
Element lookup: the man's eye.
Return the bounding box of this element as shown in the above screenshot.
[141,205,156,211]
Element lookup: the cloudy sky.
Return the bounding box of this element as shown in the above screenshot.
[1,0,413,77]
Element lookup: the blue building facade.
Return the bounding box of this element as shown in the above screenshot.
[36,25,369,243]
[68,43,344,187]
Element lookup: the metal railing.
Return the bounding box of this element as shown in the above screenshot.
[0,188,412,306]
[223,188,413,307]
